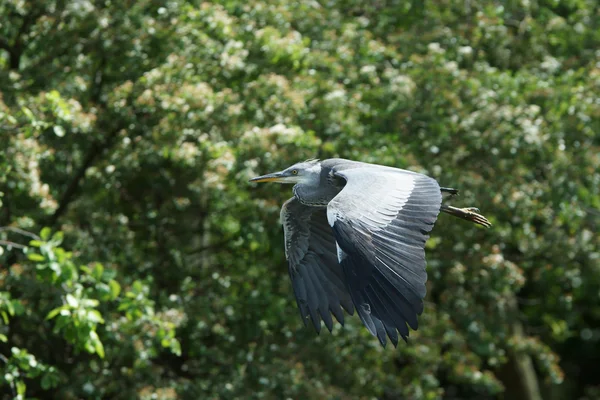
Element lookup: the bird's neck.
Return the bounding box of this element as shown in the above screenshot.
[293,182,338,207]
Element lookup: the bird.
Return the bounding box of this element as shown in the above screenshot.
[250,158,490,347]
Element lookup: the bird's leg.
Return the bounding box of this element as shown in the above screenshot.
[440,204,492,228]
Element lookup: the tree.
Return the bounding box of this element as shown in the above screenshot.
[1,0,599,399]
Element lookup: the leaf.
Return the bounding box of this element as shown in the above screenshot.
[41,373,52,390]
[66,294,78,308]
[53,125,66,137]
[169,338,182,356]
[16,380,26,396]
[21,106,34,120]
[51,231,64,245]
[92,263,104,280]
[80,265,91,274]
[172,341,182,356]
[109,280,121,300]
[46,306,66,320]
[81,298,100,308]
[27,253,45,262]
[6,300,14,316]
[53,314,69,332]
[49,262,62,275]
[90,331,105,358]
[0,334,7,342]
[40,227,52,241]
[29,240,43,247]
[132,280,143,293]
[87,310,105,324]
[40,367,59,390]
[11,301,24,315]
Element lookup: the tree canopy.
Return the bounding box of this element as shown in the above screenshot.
[1,1,599,399]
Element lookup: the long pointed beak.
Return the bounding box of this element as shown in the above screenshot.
[249,171,286,183]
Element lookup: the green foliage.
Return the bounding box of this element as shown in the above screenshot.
[1,347,59,399]
[0,228,179,398]
[0,0,599,399]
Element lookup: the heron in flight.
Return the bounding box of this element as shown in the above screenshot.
[250,158,490,347]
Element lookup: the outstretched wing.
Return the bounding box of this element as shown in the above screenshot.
[326,166,442,347]
[281,197,354,333]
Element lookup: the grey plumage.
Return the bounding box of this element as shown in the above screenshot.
[250,158,491,347]
[281,198,355,332]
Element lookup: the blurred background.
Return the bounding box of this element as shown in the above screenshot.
[0,1,599,399]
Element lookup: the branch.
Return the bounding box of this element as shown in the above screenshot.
[586,207,600,217]
[0,240,27,249]
[0,191,11,227]
[498,296,543,400]
[6,6,45,70]
[0,37,11,52]
[0,353,16,398]
[0,226,41,240]
[16,1,68,83]
[185,237,233,256]
[90,53,106,103]
[46,127,122,226]
[0,36,19,70]
[17,6,45,38]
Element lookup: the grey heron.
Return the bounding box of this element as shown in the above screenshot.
[250,158,490,347]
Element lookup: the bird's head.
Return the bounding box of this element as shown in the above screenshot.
[249,159,321,185]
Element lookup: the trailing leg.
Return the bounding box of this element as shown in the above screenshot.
[440,204,491,228]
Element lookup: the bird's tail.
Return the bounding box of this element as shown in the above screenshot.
[440,187,459,196]
[440,205,492,228]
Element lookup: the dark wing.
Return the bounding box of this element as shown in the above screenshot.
[326,166,442,347]
[281,197,355,333]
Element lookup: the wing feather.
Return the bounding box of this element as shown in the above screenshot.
[281,198,355,334]
[326,165,442,346]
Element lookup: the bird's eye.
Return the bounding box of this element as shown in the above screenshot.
[292,170,298,175]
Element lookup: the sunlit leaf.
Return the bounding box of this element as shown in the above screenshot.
[27,253,45,262]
